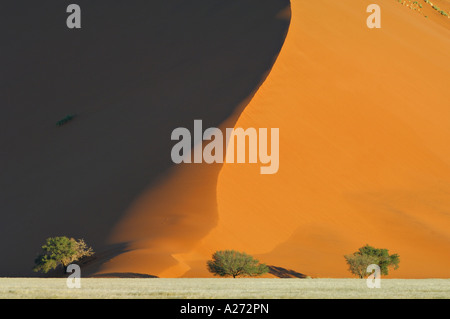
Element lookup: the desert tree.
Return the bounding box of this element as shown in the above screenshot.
[33,236,94,273]
[207,250,269,278]
[344,244,400,278]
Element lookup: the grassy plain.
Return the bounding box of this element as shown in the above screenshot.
[0,278,449,299]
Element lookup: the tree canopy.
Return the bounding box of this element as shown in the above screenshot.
[344,244,400,278]
[33,236,94,273]
[207,250,269,278]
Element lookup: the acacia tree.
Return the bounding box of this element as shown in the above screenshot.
[207,250,269,278]
[33,236,94,273]
[344,244,400,278]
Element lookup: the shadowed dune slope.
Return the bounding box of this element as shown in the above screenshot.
[172,0,450,278]
[0,0,290,276]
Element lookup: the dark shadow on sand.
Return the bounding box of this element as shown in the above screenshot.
[0,0,290,276]
[268,266,308,278]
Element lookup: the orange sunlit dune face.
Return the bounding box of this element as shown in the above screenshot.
[100,0,450,279]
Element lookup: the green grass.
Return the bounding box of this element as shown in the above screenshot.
[0,278,449,299]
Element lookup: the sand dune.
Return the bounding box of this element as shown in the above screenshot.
[398,0,450,29]
[185,0,450,278]
[0,0,290,276]
[106,0,450,278]
[2,0,449,278]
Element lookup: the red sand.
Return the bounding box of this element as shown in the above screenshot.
[103,0,450,278]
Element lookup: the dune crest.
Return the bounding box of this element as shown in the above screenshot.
[96,1,291,277]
